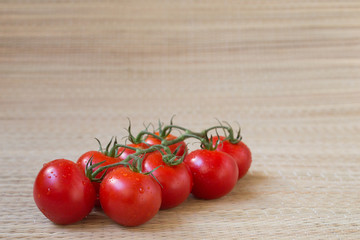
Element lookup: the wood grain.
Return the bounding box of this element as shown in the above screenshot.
[1,0,360,239]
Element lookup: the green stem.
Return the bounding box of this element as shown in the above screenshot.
[115,143,139,152]
[134,130,162,143]
[162,132,203,146]
[88,122,241,181]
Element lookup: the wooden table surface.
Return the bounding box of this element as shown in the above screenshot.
[1,1,360,239]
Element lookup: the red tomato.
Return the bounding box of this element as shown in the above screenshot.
[117,143,149,161]
[77,151,121,207]
[77,151,121,193]
[33,159,96,225]
[142,151,193,210]
[144,132,187,158]
[99,167,161,227]
[213,136,252,180]
[184,150,238,200]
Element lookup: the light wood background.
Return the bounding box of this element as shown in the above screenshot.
[1,1,360,239]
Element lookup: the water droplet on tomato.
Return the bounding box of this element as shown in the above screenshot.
[123,173,128,177]
[47,176,51,178]
[139,187,144,193]
[136,178,139,181]
[46,188,51,195]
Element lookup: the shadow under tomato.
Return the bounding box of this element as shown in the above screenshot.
[184,170,270,208]
[56,170,269,232]
[126,171,270,232]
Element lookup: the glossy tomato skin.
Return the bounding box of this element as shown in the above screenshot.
[99,167,161,227]
[117,143,149,162]
[143,151,193,210]
[33,159,96,225]
[184,150,238,200]
[213,136,252,180]
[145,132,187,158]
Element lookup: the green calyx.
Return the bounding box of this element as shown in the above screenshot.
[157,116,177,138]
[159,144,187,166]
[95,137,120,158]
[86,119,242,183]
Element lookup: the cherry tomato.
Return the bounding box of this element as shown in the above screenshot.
[117,143,149,162]
[77,151,121,207]
[99,167,161,227]
[142,151,193,210]
[213,136,252,180]
[184,149,238,200]
[77,151,121,193]
[33,159,96,225]
[145,132,187,158]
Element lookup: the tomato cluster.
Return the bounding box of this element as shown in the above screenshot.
[33,121,252,226]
